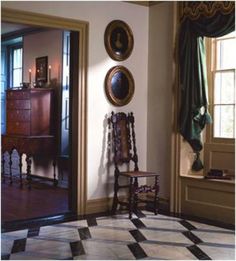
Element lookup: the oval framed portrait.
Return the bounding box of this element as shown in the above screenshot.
[105,66,135,106]
[104,20,134,61]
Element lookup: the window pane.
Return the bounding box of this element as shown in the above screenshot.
[13,48,22,68]
[216,39,236,69]
[217,31,236,39]
[13,68,22,87]
[214,71,235,104]
[214,105,234,138]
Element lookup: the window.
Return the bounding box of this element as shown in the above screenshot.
[9,45,23,87]
[209,32,236,140]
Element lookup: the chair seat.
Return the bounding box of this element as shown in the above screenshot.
[119,171,158,178]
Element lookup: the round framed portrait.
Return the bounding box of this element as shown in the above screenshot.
[105,66,135,106]
[104,20,134,61]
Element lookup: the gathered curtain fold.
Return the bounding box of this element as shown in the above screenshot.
[179,5,235,171]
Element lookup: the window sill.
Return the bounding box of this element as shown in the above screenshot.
[180,174,235,184]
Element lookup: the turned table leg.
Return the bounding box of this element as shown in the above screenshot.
[53,158,58,186]
[2,153,5,183]
[9,151,13,185]
[19,154,23,188]
[26,155,32,190]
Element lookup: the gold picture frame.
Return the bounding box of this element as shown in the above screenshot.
[104,20,134,61]
[105,65,135,106]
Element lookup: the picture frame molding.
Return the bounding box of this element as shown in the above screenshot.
[104,20,134,61]
[105,65,135,106]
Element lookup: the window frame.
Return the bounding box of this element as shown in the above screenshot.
[205,35,235,145]
[7,43,23,88]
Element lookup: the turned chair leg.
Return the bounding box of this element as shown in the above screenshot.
[154,176,159,215]
[134,177,138,213]
[129,177,135,219]
[111,171,119,214]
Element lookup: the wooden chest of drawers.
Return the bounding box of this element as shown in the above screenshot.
[2,88,57,188]
[6,88,54,136]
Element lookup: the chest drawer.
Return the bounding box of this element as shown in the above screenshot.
[7,99,31,110]
[7,122,30,135]
[7,110,31,122]
[7,91,30,100]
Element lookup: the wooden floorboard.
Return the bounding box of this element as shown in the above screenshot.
[1,179,69,222]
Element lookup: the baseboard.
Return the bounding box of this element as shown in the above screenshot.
[85,197,113,214]
[85,195,170,215]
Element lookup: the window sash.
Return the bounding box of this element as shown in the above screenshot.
[205,36,235,143]
[213,104,235,138]
[10,46,23,87]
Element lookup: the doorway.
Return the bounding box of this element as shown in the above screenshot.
[1,8,88,226]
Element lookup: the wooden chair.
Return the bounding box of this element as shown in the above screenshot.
[108,111,159,219]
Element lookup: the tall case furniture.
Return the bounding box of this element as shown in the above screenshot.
[2,88,57,188]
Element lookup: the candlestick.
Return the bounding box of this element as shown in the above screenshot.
[29,69,32,84]
[48,65,51,83]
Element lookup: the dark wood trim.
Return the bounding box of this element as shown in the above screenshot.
[2,212,78,233]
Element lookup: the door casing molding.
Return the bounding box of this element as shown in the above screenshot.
[1,7,88,215]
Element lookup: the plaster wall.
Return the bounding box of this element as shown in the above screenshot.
[2,1,149,200]
[23,29,63,84]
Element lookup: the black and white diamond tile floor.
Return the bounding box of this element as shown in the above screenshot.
[1,211,235,260]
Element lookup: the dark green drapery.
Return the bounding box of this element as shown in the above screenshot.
[179,8,235,171]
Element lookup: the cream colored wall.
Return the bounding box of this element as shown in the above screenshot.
[147,2,174,201]
[23,29,63,84]
[2,1,149,200]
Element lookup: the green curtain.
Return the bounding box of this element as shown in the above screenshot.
[179,10,235,171]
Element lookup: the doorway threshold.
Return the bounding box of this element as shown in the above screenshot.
[2,212,78,233]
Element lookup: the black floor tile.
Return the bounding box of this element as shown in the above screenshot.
[183,231,203,244]
[1,254,10,260]
[87,217,97,227]
[187,245,211,260]
[134,210,146,218]
[131,218,146,229]
[128,242,147,259]
[11,238,26,253]
[179,220,197,231]
[129,229,147,242]
[27,227,40,237]
[78,227,91,240]
[70,240,85,257]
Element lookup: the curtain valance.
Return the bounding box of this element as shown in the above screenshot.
[180,1,235,21]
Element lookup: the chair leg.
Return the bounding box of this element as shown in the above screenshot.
[129,177,135,219]
[111,171,119,214]
[134,177,138,213]
[154,176,159,215]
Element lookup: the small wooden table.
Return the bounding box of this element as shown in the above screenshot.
[2,135,57,189]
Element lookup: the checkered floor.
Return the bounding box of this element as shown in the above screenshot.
[1,211,235,260]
